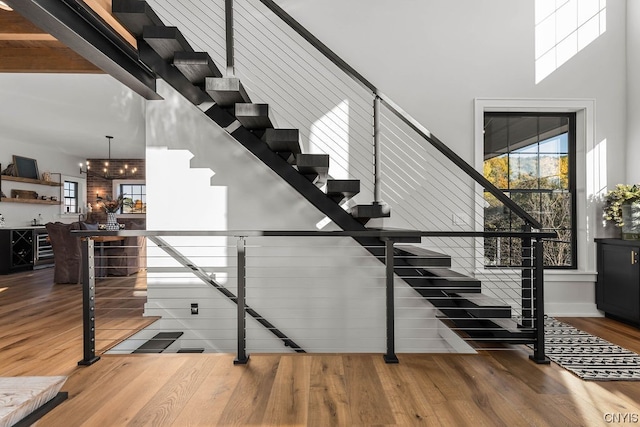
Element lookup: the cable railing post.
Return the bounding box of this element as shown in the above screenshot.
[234,235,249,364]
[225,0,235,76]
[530,237,550,364]
[78,237,100,366]
[521,224,533,328]
[373,94,381,203]
[384,238,399,363]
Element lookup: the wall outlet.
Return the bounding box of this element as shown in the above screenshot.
[452,213,467,226]
[190,303,199,315]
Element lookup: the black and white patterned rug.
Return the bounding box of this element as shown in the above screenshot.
[543,318,640,381]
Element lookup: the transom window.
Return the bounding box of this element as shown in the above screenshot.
[483,112,576,268]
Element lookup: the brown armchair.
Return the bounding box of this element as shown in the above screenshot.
[45,222,82,284]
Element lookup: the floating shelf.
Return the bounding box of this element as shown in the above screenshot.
[0,175,61,187]
[0,197,61,205]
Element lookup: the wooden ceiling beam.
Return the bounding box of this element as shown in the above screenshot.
[0,41,103,73]
[0,8,45,34]
[0,33,56,41]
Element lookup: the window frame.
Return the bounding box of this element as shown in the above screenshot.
[111,179,146,217]
[59,175,86,218]
[483,111,577,269]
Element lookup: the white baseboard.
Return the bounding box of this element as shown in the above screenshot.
[545,303,603,317]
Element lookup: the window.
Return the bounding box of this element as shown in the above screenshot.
[63,181,78,213]
[119,183,146,214]
[483,113,576,268]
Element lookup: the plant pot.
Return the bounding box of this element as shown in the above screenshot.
[621,202,640,240]
[106,212,119,231]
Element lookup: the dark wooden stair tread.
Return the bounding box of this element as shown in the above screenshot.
[177,348,205,353]
[205,77,251,107]
[395,245,451,267]
[132,332,183,353]
[326,179,360,203]
[142,26,194,61]
[350,203,391,224]
[112,0,165,37]
[296,154,329,186]
[173,52,222,86]
[452,293,512,318]
[262,129,301,154]
[235,103,273,129]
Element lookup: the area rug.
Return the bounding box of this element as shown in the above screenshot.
[542,318,640,381]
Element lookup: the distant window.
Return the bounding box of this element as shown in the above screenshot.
[64,181,78,213]
[119,183,146,214]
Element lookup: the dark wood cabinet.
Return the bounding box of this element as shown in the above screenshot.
[0,228,35,274]
[596,239,640,326]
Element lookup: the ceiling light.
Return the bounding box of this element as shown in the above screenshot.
[79,135,137,180]
[0,2,13,11]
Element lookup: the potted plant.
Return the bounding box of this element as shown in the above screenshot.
[97,194,130,231]
[604,184,640,239]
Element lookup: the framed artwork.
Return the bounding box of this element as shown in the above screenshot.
[13,155,39,180]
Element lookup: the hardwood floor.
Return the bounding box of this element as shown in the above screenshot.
[1,269,640,426]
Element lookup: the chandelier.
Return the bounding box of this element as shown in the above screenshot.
[79,135,137,180]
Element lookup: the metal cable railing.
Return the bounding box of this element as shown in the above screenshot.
[75,229,551,366]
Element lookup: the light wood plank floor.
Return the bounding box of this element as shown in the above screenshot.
[1,269,640,426]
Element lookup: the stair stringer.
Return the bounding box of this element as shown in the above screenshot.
[144,80,471,353]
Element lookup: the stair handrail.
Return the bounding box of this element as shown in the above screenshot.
[252,0,543,230]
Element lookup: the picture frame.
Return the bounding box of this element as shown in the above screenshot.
[13,155,39,180]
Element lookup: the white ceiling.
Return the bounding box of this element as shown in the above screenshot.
[0,73,146,158]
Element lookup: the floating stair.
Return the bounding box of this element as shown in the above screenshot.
[296,154,329,186]
[112,0,164,37]
[262,129,301,164]
[132,331,183,353]
[452,293,512,318]
[326,179,360,204]
[350,202,391,224]
[112,0,537,347]
[235,103,273,130]
[142,26,193,61]
[395,245,451,268]
[205,77,251,108]
[173,52,222,86]
[177,348,205,353]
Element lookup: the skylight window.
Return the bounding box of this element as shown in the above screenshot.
[535,0,606,83]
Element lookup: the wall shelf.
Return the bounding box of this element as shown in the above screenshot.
[0,175,62,187]
[0,197,61,205]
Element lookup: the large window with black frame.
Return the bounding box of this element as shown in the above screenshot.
[483,112,576,268]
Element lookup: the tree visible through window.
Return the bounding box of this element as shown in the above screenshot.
[483,113,576,268]
[119,183,146,213]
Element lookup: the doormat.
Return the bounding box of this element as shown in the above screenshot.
[542,318,640,381]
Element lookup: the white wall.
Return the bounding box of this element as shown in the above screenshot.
[143,80,467,353]
[272,0,628,189]
[627,0,640,182]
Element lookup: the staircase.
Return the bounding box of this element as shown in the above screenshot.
[111,0,535,347]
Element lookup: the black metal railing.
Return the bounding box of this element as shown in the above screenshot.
[74,229,552,366]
